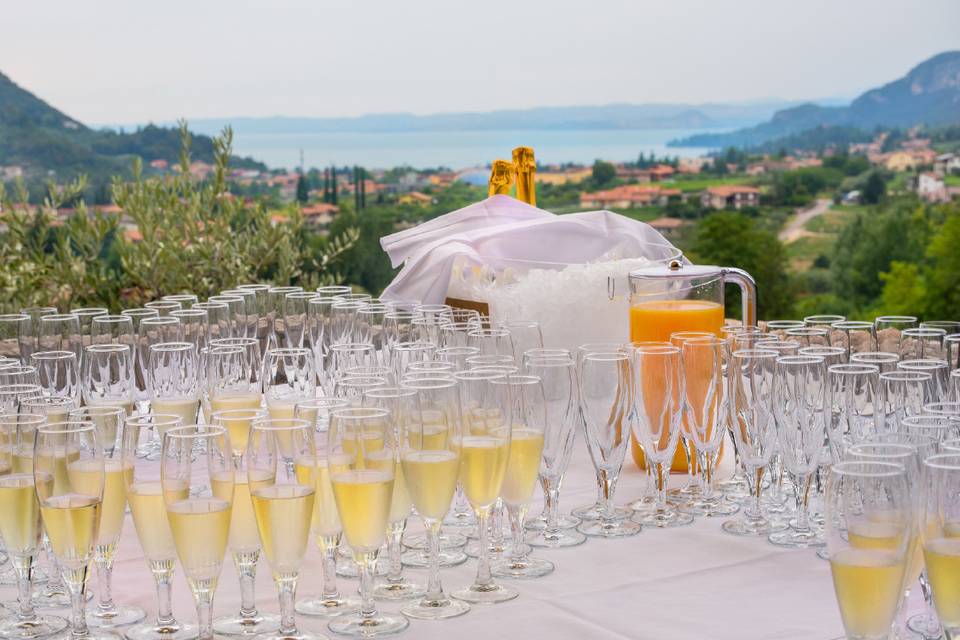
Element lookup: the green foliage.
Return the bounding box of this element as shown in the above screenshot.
[688,212,794,320]
[327,207,397,295]
[861,171,887,204]
[771,167,844,206]
[0,124,357,312]
[591,160,616,187]
[296,173,309,203]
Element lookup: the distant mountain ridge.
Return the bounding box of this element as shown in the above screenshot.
[158,101,819,137]
[0,71,265,183]
[671,51,960,148]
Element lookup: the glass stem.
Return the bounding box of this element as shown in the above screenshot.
[234,551,260,619]
[358,552,377,620]
[794,473,812,532]
[276,576,298,636]
[424,521,444,603]
[473,508,494,589]
[196,599,213,640]
[747,466,764,519]
[544,479,560,533]
[699,451,713,499]
[385,520,405,583]
[320,538,340,600]
[654,462,668,509]
[490,499,504,548]
[508,504,527,563]
[13,555,36,621]
[598,468,617,520]
[95,550,116,614]
[151,564,176,627]
[69,580,89,640]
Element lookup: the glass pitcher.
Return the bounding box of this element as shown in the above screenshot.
[627,260,757,343]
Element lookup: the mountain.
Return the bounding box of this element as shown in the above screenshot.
[671,51,960,148]
[0,71,265,185]
[156,101,809,138]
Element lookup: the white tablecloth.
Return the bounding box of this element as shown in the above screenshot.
[14,444,922,640]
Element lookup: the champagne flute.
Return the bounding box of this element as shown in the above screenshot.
[0,366,40,387]
[825,363,884,461]
[147,343,201,428]
[306,297,338,379]
[249,417,320,640]
[0,313,34,362]
[209,295,247,341]
[34,420,108,640]
[161,294,199,307]
[875,315,918,355]
[21,395,76,425]
[144,301,180,317]
[631,343,691,529]
[264,348,315,420]
[236,284,272,354]
[850,351,900,374]
[82,344,135,416]
[166,310,204,354]
[722,349,780,536]
[523,354,584,547]
[283,292,317,350]
[450,369,518,604]
[31,350,81,403]
[880,370,933,431]
[193,302,231,343]
[825,460,911,640]
[0,413,68,640]
[466,329,512,358]
[355,305,388,361]
[161,425,234,640]
[361,386,425,600]
[123,414,197,640]
[395,376,469,620]
[122,310,159,412]
[831,321,877,358]
[221,289,258,340]
[267,287,304,349]
[65,408,144,629]
[335,294,372,304]
[918,454,960,639]
[210,409,279,638]
[491,374,554,577]
[768,354,827,548]
[21,308,57,356]
[91,315,136,350]
[316,286,352,297]
[0,384,43,414]
[327,407,409,636]
[37,314,82,362]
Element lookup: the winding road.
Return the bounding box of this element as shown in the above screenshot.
[779,198,832,243]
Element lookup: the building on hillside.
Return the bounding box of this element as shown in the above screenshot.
[398,192,434,207]
[678,157,708,174]
[536,168,591,185]
[647,217,686,240]
[614,166,652,183]
[580,185,681,209]
[915,173,948,203]
[883,152,918,172]
[300,203,338,228]
[428,172,457,187]
[648,164,676,181]
[935,153,960,175]
[701,185,760,209]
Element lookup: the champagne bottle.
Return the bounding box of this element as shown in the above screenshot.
[512,146,537,206]
[487,160,515,196]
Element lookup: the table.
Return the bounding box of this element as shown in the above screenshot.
[16,443,919,640]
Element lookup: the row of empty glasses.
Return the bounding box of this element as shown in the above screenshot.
[1,293,959,640]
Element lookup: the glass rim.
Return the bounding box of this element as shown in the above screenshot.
[828,363,879,375]
[315,285,352,293]
[330,342,375,352]
[331,300,367,310]
[307,296,340,306]
[775,355,824,366]
[848,442,918,459]
[492,373,541,386]
[0,313,30,321]
[38,420,96,435]
[192,301,228,310]
[0,412,46,427]
[785,327,829,335]
[268,286,304,294]
[120,308,159,318]
[145,300,181,309]
[453,368,508,381]
[902,327,947,337]
[898,358,949,369]
[265,347,312,357]
[125,413,183,428]
[467,328,509,338]
[236,283,272,291]
[295,397,350,410]
[168,309,206,318]
[211,408,267,420]
[831,320,873,329]
[207,344,245,355]
[284,291,320,300]
[765,320,806,329]
[331,406,390,420]
[804,314,846,322]
[338,375,389,387]
[148,341,194,353]
[465,354,512,364]
[901,414,960,427]
[141,315,182,324]
[797,346,845,356]
[0,383,43,394]
[924,402,960,415]
[39,313,78,322]
[830,459,906,478]
[84,343,130,354]
[583,350,631,361]
[880,370,933,381]
[209,337,258,348]
[93,314,134,324]
[363,385,417,399]
[875,315,918,323]
[31,350,77,361]
[681,336,725,348]
[22,395,74,408]
[250,417,311,431]
[400,375,458,390]
[162,294,198,301]
[923,453,960,471]
[731,348,778,359]
[70,406,124,418]
[436,346,481,356]
[164,424,226,439]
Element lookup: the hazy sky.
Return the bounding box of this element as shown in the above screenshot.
[3,0,958,125]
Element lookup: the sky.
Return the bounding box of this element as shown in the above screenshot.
[2,0,959,126]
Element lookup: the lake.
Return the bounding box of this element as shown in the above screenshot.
[208,127,720,170]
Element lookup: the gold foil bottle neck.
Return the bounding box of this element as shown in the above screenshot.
[488,159,515,196]
[512,146,537,206]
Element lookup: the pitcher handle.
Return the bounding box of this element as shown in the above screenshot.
[721,267,757,327]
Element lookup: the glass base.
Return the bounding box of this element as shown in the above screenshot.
[491,555,555,579]
[463,539,519,559]
[372,578,426,601]
[767,528,824,549]
[124,620,198,640]
[578,518,642,538]
[254,630,326,640]
[32,586,91,609]
[679,498,740,518]
[327,612,408,638]
[451,581,519,605]
[87,604,147,629]
[400,549,467,568]
[335,558,387,579]
[295,595,360,619]
[442,509,476,528]
[400,595,470,621]
[213,612,281,636]
[570,504,631,521]
[401,531,467,551]
[0,564,47,587]
[906,613,943,639]
[0,613,68,639]
[524,514,580,531]
[627,496,657,515]
[721,516,785,537]
[525,527,587,549]
[633,508,693,529]
[816,547,830,561]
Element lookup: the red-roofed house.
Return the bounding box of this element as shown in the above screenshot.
[300,203,338,228]
[648,164,676,181]
[701,185,760,209]
[580,185,681,209]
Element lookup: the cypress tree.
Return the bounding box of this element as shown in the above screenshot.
[330,166,338,205]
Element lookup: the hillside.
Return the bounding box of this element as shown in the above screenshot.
[0,71,265,182]
[671,51,960,148]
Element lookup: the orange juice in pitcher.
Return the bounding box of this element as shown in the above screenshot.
[627,262,755,473]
